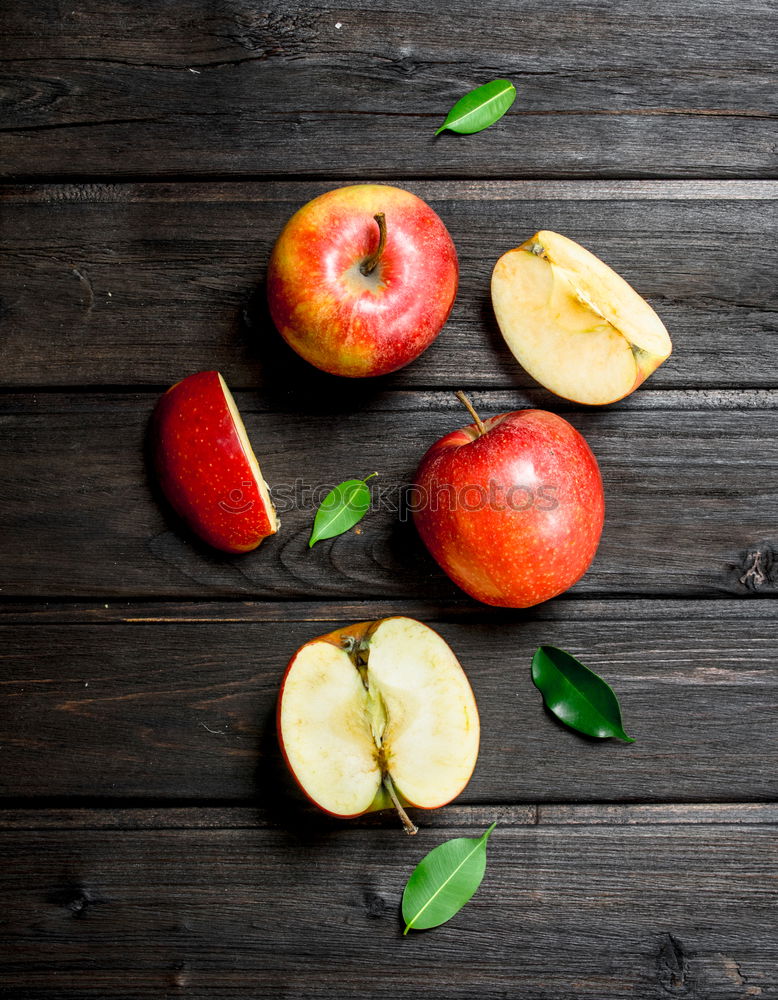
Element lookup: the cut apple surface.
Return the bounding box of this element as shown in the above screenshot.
[491,230,672,405]
[153,371,279,553]
[277,617,480,831]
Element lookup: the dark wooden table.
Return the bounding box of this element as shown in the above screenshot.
[2,2,777,997]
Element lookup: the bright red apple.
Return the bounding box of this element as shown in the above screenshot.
[413,393,604,608]
[267,183,459,377]
[153,371,278,553]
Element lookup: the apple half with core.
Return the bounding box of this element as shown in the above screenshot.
[277,617,480,833]
[413,393,604,608]
[153,371,278,553]
[491,230,672,405]
[267,184,459,378]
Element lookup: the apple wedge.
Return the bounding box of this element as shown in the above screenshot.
[277,617,480,833]
[154,371,279,553]
[491,230,672,405]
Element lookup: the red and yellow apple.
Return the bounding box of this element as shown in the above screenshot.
[153,371,278,553]
[413,394,604,608]
[267,184,459,378]
[492,230,672,404]
[277,617,480,832]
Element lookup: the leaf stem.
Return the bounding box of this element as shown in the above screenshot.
[360,213,387,276]
[455,390,487,437]
[363,472,378,484]
[383,773,418,835]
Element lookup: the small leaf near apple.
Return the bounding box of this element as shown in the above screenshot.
[402,822,497,933]
[532,645,635,742]
[308,473,377,548]
[435,79,516,136]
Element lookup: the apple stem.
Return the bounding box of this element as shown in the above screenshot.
[360,213,387,276]
[455,390,487,437]
[383,774,418,836]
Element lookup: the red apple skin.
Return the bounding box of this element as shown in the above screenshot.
[153,371,277,554]
[267,184,458,378]
[413,410,604,608]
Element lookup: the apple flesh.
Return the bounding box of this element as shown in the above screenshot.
[491,230,672,405]
[277,617,480,832]
[153,371,278,553]
[413,393,604,608]
[267,183,459,378]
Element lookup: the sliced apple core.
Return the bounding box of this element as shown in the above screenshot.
[534,230,671,358]
[491,231,672,405]
[278,618,479,823]
[493,250,638,405]
[217,373,279,533]
[367,618,480,809]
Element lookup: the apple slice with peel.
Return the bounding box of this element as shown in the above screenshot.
[491,230,672,405]
[154,370,279,553]
[277,617,480,833]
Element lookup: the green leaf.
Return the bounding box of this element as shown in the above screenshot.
[435,79,516,136]
[308,473,377,548]
[531,645,635,743]
[402,823,496,934]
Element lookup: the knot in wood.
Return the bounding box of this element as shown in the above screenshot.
[737,542,777,593]
[657,933,691,995]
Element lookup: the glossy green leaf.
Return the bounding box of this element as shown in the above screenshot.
[531,645,635,742]
[435,79,516,136]
[308,473,377,548]
[402,822,496,934]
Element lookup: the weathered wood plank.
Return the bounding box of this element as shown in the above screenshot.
[1,608,776,802]
[1,181,776,389]
[1,0,776,178]
[0,808,775,998]
[3,596,778,626]
[541,802,778,825]
[0,804,538,831]
[0,391,776,598]
[2,803,777,830]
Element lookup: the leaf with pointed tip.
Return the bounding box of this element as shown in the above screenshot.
[435,79,516,136]
[308,474,377,547]
[531,645,636,742]
[402,823,496,934]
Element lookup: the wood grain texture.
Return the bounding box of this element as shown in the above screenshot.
[1,0,776,179]
[2,802,777,829]
[2,1,776,993]
[4,596,775,625]
[1,180,776,389]
[1,390,776,598]
[1,606,777,802]
[0,807,775,998]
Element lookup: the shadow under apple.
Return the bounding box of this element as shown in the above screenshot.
[238,281,399,417]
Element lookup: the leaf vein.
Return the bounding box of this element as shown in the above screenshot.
[404,839,483,933]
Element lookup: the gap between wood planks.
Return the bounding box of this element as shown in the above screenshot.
[1,803,776,830]
[2,597,778,625]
